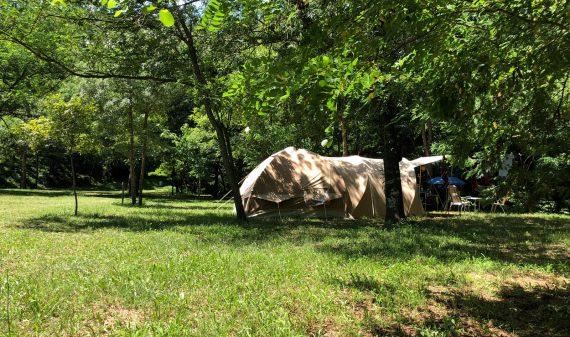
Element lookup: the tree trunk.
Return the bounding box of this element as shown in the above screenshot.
[171,158,176,196]
[175,18,247,222]
[338,98,349,157]
[553,191,563,213]
[128,99,137,205]
[421,121,433,157]
[20,145,27,189]
[138,111,149,206]
[213,164,219,197]
[381,97,405,226]
[35,152,40,189]
[70,153,78,216]
[197,177,201,197]
[421,119,434,176]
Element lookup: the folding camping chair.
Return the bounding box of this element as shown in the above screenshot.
[447,185,472,214]
[491,197,508,213]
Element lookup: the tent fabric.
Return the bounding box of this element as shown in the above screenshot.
[409,155,444,167]
[240,147,440,219]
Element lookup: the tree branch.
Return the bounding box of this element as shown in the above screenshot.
[1,32,181,84]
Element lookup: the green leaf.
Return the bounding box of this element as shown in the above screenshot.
[318,79,327,87]
[51,0,67,6]
[326,99,336,111]
[159,9,175,27]
[114,10,124,17]
[144,4,157,13]
[197,0,224,32]
[279,88,290,102]
[107,0,117,9]
[322,56,330,66]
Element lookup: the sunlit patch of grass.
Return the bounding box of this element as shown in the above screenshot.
[0,189,569,336]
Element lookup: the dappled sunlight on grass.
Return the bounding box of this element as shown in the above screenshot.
[0,189,569,336]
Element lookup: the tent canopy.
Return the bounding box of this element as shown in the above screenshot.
[409,155,444,167]
[240,147,443,219]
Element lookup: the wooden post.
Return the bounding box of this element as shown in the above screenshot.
[121,181,125,205]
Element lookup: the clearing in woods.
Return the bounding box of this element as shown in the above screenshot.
[0,189,569,336]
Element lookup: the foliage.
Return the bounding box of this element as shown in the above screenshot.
[0,0,568,211]
[41,94,98,155]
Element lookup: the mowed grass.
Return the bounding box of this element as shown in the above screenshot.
[0,189,569,336]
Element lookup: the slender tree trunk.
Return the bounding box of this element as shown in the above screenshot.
[128,99,137,205]
[138,111,149,206]
[553,191,563,213]
[20,145,27,189]
[339,112,349,157]
[338,98,349,157]
[217,123,247,220]
[175,18,247,222]
[35,152,40,189]
[381,97,405,226]
[197,178,201,197]
[171,158,176,196]
[427,119,433,153]
[421,122,432,157]
[213,164,219,197]
[70,153,78,216]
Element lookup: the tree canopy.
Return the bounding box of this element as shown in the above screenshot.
[0,0,568,217]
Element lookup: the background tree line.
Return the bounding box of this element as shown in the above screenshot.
[0,0,568,219]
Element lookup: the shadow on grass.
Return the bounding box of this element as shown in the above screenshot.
[383,282,570,337]
[22,212,237,232]
[114,203,226,211]
[0,188,216,201]
[17,205,570,271]
[0,189,71,197]
[81,191,216,201]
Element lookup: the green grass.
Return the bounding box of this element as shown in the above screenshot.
[0,189,569,336]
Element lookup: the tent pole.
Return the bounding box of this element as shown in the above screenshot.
[277,201,282,221]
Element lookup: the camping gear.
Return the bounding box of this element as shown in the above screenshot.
[446,185,472,214]
[239,147,442,219]
[491,197,508,213]
[428,176,466,186]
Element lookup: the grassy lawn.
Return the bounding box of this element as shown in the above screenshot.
[0,189,569,336]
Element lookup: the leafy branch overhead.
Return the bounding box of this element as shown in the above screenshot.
[98,0,175,26]
[197,0,225,32]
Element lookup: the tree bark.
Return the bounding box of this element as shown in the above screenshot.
[20,145,27,189]
[35,152,40,189]
[421,121,433,157]
[70,153,78,216]
[213,164,219,197]
[128,98,137,205]
[170,158,176,196]
[381,97,405,226]
[138,111,149,206]
[338,97,349,156]
[175,16,247,222]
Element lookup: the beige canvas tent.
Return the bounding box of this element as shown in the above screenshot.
[240,147,442,219]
